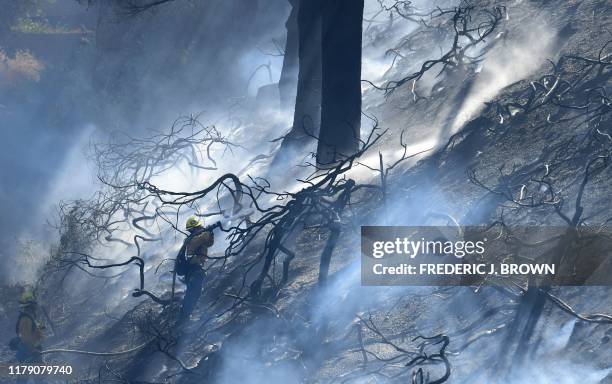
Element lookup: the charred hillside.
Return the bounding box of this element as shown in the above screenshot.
[0,0,611,383]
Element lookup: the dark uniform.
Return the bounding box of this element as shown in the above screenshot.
[179,226,214,322]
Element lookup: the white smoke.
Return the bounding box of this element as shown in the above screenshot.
[449,19,558,133]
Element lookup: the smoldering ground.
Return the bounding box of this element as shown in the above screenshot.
[0,0,291,284]
[1,0,611,383]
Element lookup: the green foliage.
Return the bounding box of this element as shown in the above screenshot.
[11,17,73,34]
[0,0,38,33]
[0,0,76,35]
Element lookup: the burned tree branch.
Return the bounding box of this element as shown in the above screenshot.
[364,2,505,94]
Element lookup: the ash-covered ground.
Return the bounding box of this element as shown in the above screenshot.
[0,0,611,383]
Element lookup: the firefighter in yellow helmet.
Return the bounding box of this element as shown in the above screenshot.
[13,290,44,363]
[176,217,214,322]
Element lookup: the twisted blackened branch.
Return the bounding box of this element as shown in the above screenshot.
[334,314,451,383]
[364,2,505,94]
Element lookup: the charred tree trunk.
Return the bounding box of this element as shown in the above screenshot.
[318,180,353,285]
[278,0,299,113]
[317,222,341,286]
[276,0,322,154]
[316,0,364,166]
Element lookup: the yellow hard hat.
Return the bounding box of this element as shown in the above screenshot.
[19,291,36,305]
[186,216,202,230]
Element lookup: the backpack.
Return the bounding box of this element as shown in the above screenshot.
[174,241,189,277]
[175,226,214,276]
